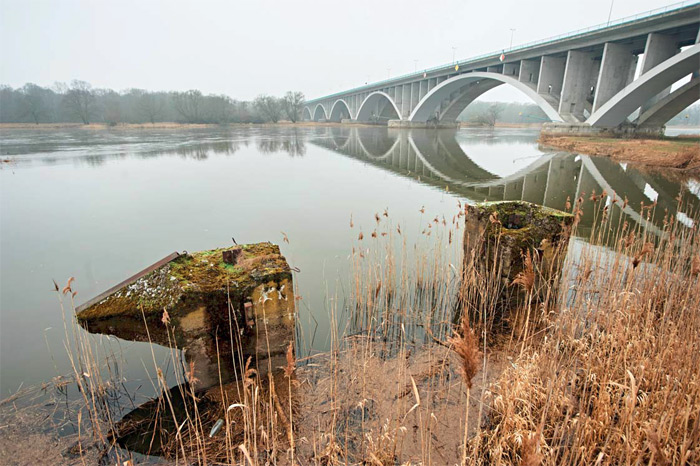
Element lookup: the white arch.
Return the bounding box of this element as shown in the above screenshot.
[587,44,700,128]
[355,91,402,122]
[329,99,353,122]
[637,76,700,128]
[302,107,312,121]
[356,132,400,160]
[312,104,328,121]
[409,72,564,123]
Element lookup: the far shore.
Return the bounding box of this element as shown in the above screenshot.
[0,121,358,130]
[539,133,700,173]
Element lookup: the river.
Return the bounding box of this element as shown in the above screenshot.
[1,125,698,398]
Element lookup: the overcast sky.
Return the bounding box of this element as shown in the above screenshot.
[0,0,685,102]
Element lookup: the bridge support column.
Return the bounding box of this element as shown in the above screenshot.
[639,33,679,112]
[592,42,636,113]
[537,56,566,101]
[503,62,519,77]
[559,51,598,122]
[519,58,540,89]
[399,84,409,119]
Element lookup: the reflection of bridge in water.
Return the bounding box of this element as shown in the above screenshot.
[311,127,698,237]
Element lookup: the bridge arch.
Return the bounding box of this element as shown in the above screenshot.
[356,128,399,159]
[637,76,699,128]
[409,72,564,123]
[329,99,352,122]
[356,92,401,123]
[312,104,328,121]
[587,44,700,128]
[302,107,312,121]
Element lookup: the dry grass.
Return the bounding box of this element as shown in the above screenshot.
[7,190,699,465]
[539,134,700,172]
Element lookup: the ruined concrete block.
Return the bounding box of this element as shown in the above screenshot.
[76,242,294,387]
[463,201,573,321]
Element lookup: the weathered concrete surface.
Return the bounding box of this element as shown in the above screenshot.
[77,243,297,459]
[77,242,294,387]
[463,201,573,323]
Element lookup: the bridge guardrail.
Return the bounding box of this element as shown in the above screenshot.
[306,0,698,104]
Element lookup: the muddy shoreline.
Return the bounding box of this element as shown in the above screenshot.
[539,133,700,173]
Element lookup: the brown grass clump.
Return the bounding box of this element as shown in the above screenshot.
[539,135,700,172]
[449,317,481,390]
[469,200,700,465]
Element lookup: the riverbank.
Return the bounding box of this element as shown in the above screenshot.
[539,133,700,172]
[0,121,374,130]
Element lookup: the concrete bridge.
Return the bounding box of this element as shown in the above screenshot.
[310,126,698,236]
[303,2,700,133]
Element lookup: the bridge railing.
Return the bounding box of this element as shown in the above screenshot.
[306,1,698,104]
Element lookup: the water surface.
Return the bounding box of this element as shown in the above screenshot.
[1,125,697,397]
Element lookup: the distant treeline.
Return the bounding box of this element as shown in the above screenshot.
[457,100,700,126]
[0,80,305,125]
[2,80,697,126]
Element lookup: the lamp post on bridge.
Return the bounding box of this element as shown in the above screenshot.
[509,28,516,49]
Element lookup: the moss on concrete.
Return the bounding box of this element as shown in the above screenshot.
[76,242,291,324]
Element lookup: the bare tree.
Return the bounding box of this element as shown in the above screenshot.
[172,90,203,123]
[282,91,305,123]
[474,103,504,127]
[63,80,95,124]
[138,92,165,124]
[254,95,282,123]
[20,83,46,124]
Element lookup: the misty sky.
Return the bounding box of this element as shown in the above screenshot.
[0,0,684,102]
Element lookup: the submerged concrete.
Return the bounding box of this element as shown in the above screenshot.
[77,243,296,458]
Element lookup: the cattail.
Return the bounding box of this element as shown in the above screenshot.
[281,231,289,244]
[449,316,481,389]
[187,361,200,387]
[521,432,543,466]
[375,213,380,224]
[632,242,654,268]
[358,232,364,241]
[419,206,425,214]
[350,214,354,228]
[62,277,75,295]
[284,341,295,378]
[383,208,389,217]
[161,308,171,325]
[512,250,535,292]
[691,255,700,276]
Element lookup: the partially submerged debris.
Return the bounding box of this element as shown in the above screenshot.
[76,242,296,459]
[463,201,573,327]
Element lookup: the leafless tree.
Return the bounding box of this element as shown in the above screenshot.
[63,80,95,124]
[282,91,305,123]
[254,95,282,123]
[20,83,46,124]
[474,103,504,127]
[172,90,203,123]
[138,92,165,124]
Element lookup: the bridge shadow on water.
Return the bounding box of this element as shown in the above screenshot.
[311,126,699,241]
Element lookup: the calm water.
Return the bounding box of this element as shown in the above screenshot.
[1,125,698,397]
